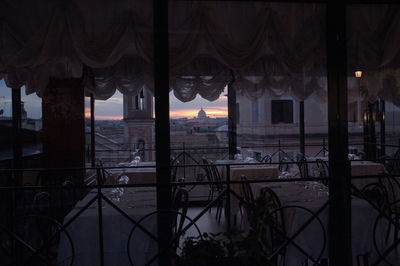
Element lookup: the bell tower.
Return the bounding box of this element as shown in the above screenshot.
[123,88,154,161]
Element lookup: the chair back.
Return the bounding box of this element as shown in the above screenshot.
[240,175,254,204]
[261,154,272,163]
[172,188,189,234]
[31,191,51,215]
[296,153,309,178]
[260,187,282,210]
[360,182,388,209]
[316,159,329,186]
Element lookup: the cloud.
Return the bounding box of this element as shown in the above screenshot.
[170,107,227,118]
[95,115,123,120]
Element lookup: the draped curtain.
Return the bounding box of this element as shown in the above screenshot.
[1,1,400,105]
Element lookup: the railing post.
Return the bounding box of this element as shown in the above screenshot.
[380,100,386,159]
[278,139,281,162]
[299,101,305,156]
[226,164,231,230]
[183,143,186,181]
[96,170,105,266]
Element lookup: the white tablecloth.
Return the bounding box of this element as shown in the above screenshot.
[249,181,393,265]
[214,160,280,223]
[57,188,158,266]
[307,157,386,190]
[108,163,156,184]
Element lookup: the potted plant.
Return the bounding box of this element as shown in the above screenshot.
[176,194,276,266]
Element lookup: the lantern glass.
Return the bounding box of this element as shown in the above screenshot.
[355,70,362,78]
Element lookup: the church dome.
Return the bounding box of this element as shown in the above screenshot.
[197,108,207,119]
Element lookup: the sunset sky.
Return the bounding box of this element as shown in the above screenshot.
[0,80,227,120]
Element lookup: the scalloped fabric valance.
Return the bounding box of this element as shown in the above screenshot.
[1,2,400,104]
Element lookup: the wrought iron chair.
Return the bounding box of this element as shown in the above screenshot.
[127,188,202,266]
[261,154,272,164]
[59,180,78,217]
[278,152,292,172]
[260,187,282,210]
[95,160,109,185]
[209,162,225,224]
[315,159,329,186]
[171,152,202,192]
[239,175,255,226]
[373,200,400,266]
[261,205,327,266]
[201,158,225,222]
[201,158,215,201]
[21,215,74,266]
[384,150,400,175]
[296,153,309,179]
[359,182,389,210]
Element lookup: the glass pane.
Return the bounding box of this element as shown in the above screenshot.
[347,4,400,265]
[169,2,328,264]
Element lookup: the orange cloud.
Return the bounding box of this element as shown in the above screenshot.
[170,107,228,118]
[84,107,91,118]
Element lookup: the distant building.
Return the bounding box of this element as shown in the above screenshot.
[123,88,154,161]
[170,108,228,149]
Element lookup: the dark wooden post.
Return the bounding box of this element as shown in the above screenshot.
[326,3,352,265]
[228,71,237,159]
[154,0,173,265]
[299,101,305,155]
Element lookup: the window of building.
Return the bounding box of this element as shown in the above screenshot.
[134,89,145,111]
[252,99,259,123]
[271,100,293,124]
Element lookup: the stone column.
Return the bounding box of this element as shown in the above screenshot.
[42,78,85,185]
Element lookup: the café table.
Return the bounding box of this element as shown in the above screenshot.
[214,159,280,222]
[307,157,386,190]
[108,162,156,184]
[57,187,158,266]
[251,182,392,266]
[249,181,391,265]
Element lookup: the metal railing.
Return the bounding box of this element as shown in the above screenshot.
[0,157,400,265]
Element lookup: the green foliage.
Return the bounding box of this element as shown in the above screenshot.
[178,194,276,266]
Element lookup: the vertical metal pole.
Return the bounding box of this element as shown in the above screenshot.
[363,106,369,158]
[326,3,352,265]
[278,139,281,162]
[154,1,172,265]
[91,94,96,167]
[183,143,186,181]
[367,102,377,160]
[228,70,237,160]
[11,87,22,178]
[380,100,386,159]
[97,179,104,266]
[299,101,305,155]
[11,87,22,265]
[226,165,231,230]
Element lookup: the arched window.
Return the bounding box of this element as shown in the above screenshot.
[136,139,146,160]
